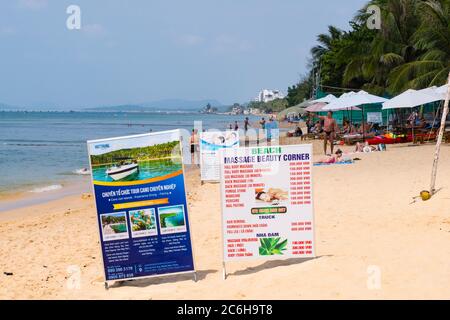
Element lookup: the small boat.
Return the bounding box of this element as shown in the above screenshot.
[106,159,139,181]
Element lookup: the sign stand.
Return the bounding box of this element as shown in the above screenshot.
[199,131,240,184]
[88,130,197,289]
[219,144,316,279]
[222,262,227,280]
[103,269,198,290]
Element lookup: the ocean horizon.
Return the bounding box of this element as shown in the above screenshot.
[0,111,260,198]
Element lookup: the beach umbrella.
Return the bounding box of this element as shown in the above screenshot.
[322,91,387,140]
[310,94,337,104]
[382,89,442,110]
[277,106,308,121]
[297,99,315,108]
[324,91,387,111]
[382,88,443,143]
[305,102,327,112]
[434,84,449,99]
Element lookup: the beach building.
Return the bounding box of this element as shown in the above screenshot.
[255,89,285,103]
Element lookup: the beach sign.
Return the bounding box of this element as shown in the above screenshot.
[367,112,383,124]
[87,130,196,287]
[219,144,315,277]
[200,130,240,183]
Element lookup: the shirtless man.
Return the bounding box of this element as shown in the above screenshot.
[313,111,338,155]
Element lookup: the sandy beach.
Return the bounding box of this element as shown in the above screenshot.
[1,140,450,300]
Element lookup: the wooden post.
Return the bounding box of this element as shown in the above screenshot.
[430,72,450,195]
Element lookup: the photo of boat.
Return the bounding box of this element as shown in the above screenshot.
[90,138,183,183]
[105,158,139,181]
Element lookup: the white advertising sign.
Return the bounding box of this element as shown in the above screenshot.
[200,131,240,182]
[367,112,383,124]
[220,144,315,264]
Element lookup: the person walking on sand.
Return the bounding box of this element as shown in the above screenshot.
[313,111,338,155]
[244,117,250,133]
[190,129,199,167]
[260,117,266,130]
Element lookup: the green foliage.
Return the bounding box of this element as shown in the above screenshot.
[91,141,180,165]
[286,73,314,106]
[248,99,289,113]
[291,0,450,98]
[102,214,126,226]
[259,237,288,256]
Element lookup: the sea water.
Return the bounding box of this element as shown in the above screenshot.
[0,111,258,196]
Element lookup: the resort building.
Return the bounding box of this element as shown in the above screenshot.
[255,89,285,103]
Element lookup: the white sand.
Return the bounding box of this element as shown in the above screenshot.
[1,142,450,299]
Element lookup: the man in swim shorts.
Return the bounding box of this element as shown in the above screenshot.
[313,111,338,155]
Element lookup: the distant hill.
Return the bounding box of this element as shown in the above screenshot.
[140,99,223,110]
[84,99,223,112]
[84,104,151,112]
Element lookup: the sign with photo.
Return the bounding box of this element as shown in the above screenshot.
[87,130,195,283]
[220,144,315,264]
[200,131,240,182]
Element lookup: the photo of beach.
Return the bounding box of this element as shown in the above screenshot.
[90,140,182,183]
[157,205,187,235]
[129,209,157,238]
[100,212,129,241]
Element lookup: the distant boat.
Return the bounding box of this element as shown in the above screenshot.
[106,158,139,181]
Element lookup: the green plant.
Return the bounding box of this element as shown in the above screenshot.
[258,237,288,256]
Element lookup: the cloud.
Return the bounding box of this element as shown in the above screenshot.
[176,34,205,47]
[18,0,48,10]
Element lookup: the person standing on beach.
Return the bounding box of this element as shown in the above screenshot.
[313,111,338,155]
[244,117,250,133]
[266,117,279,144]
[234,121,239,131]
[190,129,199,167]
[260,117,266,130]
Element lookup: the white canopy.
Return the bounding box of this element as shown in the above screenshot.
[305,103,327,112]
[382,89,442,110]
[323,91,387,111]
[310,94,336,104]
[435,84,450,99]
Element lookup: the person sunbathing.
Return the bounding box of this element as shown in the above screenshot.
[255,188,289,202]
[315,149,348,164]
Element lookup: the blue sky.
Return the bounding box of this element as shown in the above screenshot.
[0,0,367,108]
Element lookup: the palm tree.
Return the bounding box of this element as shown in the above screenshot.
[311,25,344,61]
[343,0,421,95]
[311,26,348,90]
[388,0,450,92]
